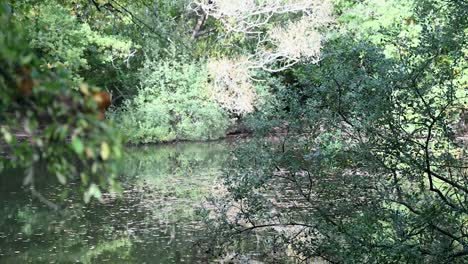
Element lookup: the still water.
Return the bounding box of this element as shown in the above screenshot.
[0,142,236,263]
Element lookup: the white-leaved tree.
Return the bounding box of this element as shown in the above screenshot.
[189,0,332,114]
[207,57,256,115]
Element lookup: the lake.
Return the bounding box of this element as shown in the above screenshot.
[0,141,249,263]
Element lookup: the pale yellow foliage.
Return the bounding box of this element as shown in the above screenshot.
[214,0,257,16]
[263,16,323,67]
[191,0,332,34]
[192,0,333,113]
[207,57,256,115]
[190,0,332,72]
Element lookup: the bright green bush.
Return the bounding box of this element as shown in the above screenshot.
[113,59,230,143]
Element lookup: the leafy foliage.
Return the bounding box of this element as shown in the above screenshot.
[1,0,467,262]
[0,3,122,203]
[201,0,468,262]
[14,1,135,85]
[113,59,230,143]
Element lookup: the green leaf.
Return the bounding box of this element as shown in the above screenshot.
[113,145,122,159]
[71,137,84,155]
[84,183,102,203]
[100,142,111,160]
[1,126,13,143]
[23,167,34,186]
[80,172,89,186]
[56,172,66,185]
[20,54,33,64]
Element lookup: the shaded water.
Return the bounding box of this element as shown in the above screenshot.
[0,142,236,263]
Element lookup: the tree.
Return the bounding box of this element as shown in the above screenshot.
[0,2,123,205]
[188,0,332,115]
[201,0,468,262]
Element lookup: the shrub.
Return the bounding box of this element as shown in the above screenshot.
[113,59,230,143]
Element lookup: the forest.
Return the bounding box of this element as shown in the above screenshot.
[0,0,467,263]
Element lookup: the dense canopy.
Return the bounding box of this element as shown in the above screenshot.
[0,0,467,263]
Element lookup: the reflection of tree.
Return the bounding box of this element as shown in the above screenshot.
[80,238,132,264]
[120,142,229,223]
[0,187,134,263]
[1,142,230,263]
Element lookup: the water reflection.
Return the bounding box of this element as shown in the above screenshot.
[0,142,228,263]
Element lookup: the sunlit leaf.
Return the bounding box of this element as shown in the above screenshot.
[100,142,111,160]
[84,183,102,203]
[79,83,90,96]
[1,126,13,143]
[71,137,84,155]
